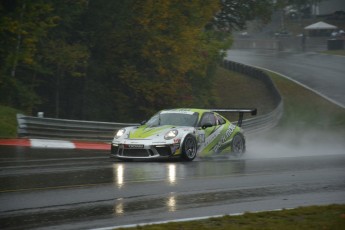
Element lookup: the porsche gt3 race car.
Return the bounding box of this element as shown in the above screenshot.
[111,108,257,161]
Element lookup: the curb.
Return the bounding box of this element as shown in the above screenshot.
[0,139,110,150]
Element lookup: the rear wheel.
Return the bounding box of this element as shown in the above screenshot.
[181,135,197,161]
[231,133,245,157]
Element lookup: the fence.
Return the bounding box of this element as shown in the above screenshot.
[17,61,283,141]
[232,37,328,52]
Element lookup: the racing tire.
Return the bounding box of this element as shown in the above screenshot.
[181,135,197,161]
[231,133,246,157]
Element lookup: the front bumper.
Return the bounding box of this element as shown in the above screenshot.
[110,142,181,159]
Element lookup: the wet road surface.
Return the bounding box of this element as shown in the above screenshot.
[226,49,345,108]
[1,144,344,229]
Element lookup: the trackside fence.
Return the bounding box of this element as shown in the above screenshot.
[17,61,283,141]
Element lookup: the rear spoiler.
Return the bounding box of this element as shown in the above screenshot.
[211,108,257,127]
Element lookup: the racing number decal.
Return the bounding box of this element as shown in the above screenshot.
[197,125,223,154]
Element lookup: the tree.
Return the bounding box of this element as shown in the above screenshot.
[82,0,225,121]
[213,0,274,31]
[0,0,58,113]
[1,0,279,122]
[41,40,89,118]
[37,0,89,118]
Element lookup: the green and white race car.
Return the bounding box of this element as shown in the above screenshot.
[111,108,257,161]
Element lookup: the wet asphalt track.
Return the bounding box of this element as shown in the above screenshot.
[1,144,344,229]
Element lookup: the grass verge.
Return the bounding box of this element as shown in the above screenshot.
[213,67,276,115]
[116,204,345,229]
[213,67,276,122]
[320,50,345,56]
[0,105,21,138]
[214,66,345,133]
[267,71,345,131]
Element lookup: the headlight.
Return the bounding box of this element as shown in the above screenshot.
[115,129,126,138]
[164,129,178,140]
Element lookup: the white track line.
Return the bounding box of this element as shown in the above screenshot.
[30,139,75,149]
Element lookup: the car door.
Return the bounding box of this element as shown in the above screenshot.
[197,112,225,155]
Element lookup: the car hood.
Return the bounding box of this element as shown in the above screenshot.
[129,125,176,139]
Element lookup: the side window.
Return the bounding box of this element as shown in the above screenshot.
[199,113,209,127]
[209,113,217,126]
[216,114,226,125]
[200,113,216,127]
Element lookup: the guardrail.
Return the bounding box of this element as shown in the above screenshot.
[221,60,283,134]
[17,60,283,141]
[17,114,139,142]
[242,102,283,134]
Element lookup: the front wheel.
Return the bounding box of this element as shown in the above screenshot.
[181,135,197,161]
[231,133,246,157]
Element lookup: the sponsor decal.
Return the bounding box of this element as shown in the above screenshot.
[161,109,194,115]
[197,125,224,153]
[174,139,181,144]
[125,144,144,148]
[213,124,236,153]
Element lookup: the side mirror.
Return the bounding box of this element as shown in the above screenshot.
[202,123,213,129]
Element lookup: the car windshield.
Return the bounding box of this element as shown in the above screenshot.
[146,111,199,127]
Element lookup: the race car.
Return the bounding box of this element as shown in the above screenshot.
[111,108,257,161]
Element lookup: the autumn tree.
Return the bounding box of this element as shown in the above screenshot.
[1,0,277,122]
[37,0,89,118]
[0,0,58,113]
[82,0,229,121]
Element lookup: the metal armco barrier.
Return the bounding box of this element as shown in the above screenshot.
[242,102,283,134]
[17,114,139,142]
[17,60,283,141]
[222,60,283,134]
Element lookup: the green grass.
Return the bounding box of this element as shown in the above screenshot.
[0,105,21,138]
[213,67,345,147]
[267,71,345,132]
[116,204,345,229]
[321,50,345,56]
[214,66,345,133]
[213,67,276,115]
[213,67,276,122]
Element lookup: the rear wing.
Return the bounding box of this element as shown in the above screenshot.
[212,108,257,127]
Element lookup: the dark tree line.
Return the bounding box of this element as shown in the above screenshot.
[1,0,278,122]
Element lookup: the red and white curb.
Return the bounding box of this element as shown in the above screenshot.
[0,139,110,150]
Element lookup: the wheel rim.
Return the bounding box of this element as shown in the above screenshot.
[233,135,244,153]
[184,137,196,159]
